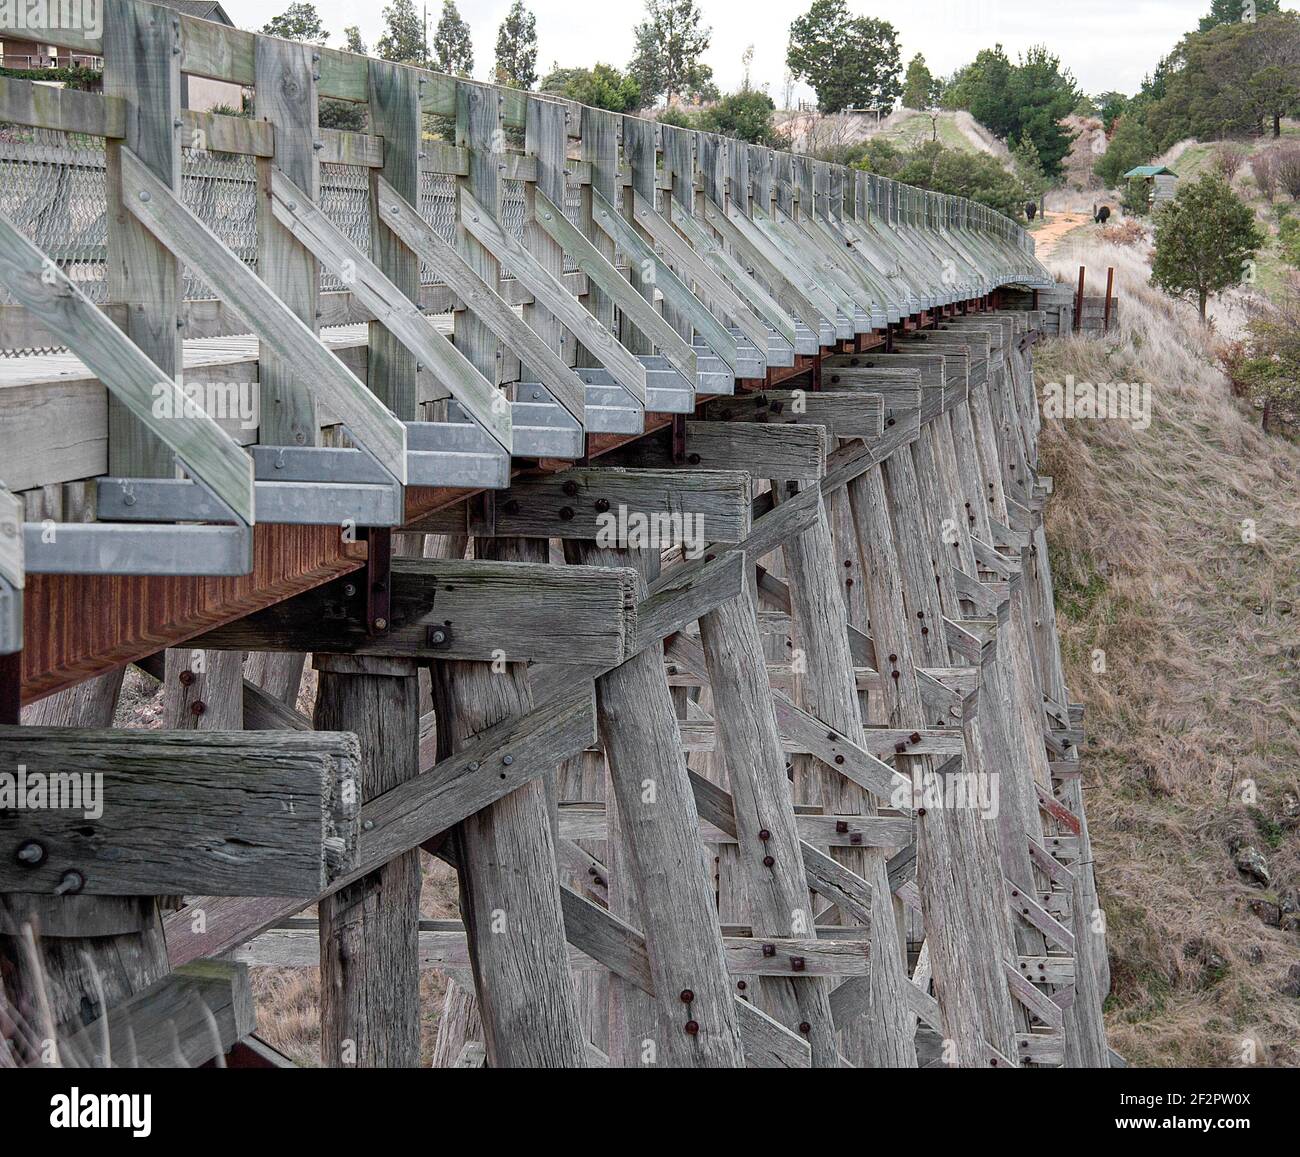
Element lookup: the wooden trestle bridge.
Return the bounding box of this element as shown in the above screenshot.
[0,0,1112,1068]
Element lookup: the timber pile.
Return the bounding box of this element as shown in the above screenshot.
[0,0,1109,1068]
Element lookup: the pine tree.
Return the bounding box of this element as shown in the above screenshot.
[786,0,901,114]
[433,0,474,77]
[901,54,935,110]
[377,0,429,67]
[495,0,538,89]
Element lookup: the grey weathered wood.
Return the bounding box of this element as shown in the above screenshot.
[569,540,745,1067]
[102,0,181,484]
[122,149,407,484]
[462,187,647,405]
[164,686,596,968]
[699,583,838,1064]
[50,961,254,1069]
[255,34,321,451]
[367,58,421,422]
[431,536,589,1068]
[0,77,124,137]
[707,391,882,440]
[316,654,421,1067]
[777,489,917,1067]
[376,176,585,436]
[0,215,254,525]
[533,188,698,383]
[0,727,359,896]
[193,556,639,665]
[485,468,750,543]
[685,422,826,483]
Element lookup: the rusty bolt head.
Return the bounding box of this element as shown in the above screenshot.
[758,829,771,841]
[889,654,898,664]
[799,1022,811,1034]
[921,627,930,636]
[373,618,388,632]
[736,981,747,991]
[178,670,195,687]
[917,807,927,817]
[850,833,863,845]
[762,944,776,958]
[836,821,849,834]
[562,480,579,497]
[834,754,845,765]
[680,989,694,1003]
[190,700,206,717]
[895,742,907,754]
[891,671,901,680]
[887,418,896,427]
[910,732,922,745]
[762,855,775,868]
[790,957,805,972]
[684,1020,699,1035]
[559,507,575,521]
[594,498,610,513]
[688,454,701,465]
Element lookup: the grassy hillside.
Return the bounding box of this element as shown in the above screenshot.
[1035,230,1300,1065]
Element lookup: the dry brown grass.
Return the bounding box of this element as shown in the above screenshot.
[1036,237,1300,1066]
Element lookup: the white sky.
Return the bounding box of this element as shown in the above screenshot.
[220,0,1300,103]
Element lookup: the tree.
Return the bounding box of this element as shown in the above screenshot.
[343,26,367,55]
[866,139,1027,219]
[1151,173,1263,320]
[901,54,935,110]
[433,0,474,77]
[944,43,1077,178]
[1094,90,1130,131]
[1249,150,1277,200]
[627,0,712,106]
[1011,133,1048,200]
[1221,290,1300,433]
[540,63,642,113]
[661,89,790,147]
[1213,142,1247,180]
[377,0,428,66]
[1199,0,1280,32]
[786,0,901,114]
[262,2,328,43]
[494,0,538,89]
[1278,147,1300,200]
[1094,113,1157,186]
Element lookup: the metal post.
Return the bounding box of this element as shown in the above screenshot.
[1103,267,1115,334]
[1074,265,1086,334]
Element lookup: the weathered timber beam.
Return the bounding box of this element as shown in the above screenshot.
[555,802,912,848]
[706,391,883,440]
[238,918,870,978]
[408,468,752,543]
[163,687,597,966]
[190,556,639,665]
[556,886,811,1068]
[0,727,359,896]
[272,169,523,445]
[49,961,254,1069]
[119,147,407,484]
[0,77,125,137]
[460,187,648,404]
[532,188,698,384]
[683,422,827,483]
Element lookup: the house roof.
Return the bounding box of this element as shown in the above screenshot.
[1124,165,1178,178]
[150,1,233,24]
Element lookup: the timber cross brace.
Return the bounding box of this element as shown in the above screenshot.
[0,0,1113,1070]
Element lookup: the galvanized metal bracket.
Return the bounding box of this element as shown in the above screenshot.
[23,524,253,577]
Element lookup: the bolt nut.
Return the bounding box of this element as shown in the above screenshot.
[562,480,579,497]
[178,670,195,687]
[790,957,805,972]
[559,507,575,521]
[54,870,85,896]
[758,829,771,841]
[679,989,694,1003]
[799,1021,811,1034]
[684,1020,699,1035]
[762,944,776,958]
[762,855,775,867]
[372,618,388,632]
[190,700,206,717]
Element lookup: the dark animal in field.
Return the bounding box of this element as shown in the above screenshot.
[1025,201,1037,221]
[1095,205,1111,225]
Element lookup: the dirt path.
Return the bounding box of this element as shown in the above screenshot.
[1033,211,1093,258]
